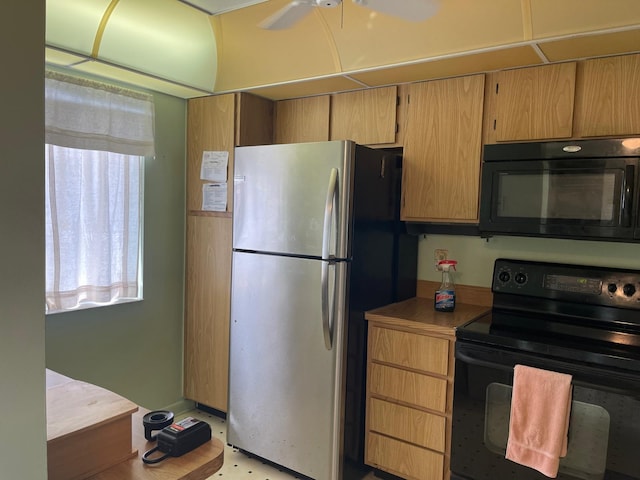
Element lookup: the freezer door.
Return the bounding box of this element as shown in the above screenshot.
[233,141,354,259]
[228,251,347,480]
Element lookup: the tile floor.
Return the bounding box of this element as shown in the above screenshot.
[178,409,378,480]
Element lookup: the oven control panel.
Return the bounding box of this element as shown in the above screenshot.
[492,258,640,309]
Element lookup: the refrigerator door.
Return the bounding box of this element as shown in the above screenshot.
[233,140,355,259]
[228,250,348,480]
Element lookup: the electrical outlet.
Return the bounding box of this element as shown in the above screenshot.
[434,249,448,270]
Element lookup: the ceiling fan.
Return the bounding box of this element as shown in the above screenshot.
[259,0,440,30]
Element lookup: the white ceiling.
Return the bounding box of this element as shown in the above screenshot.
[45,0,640,99]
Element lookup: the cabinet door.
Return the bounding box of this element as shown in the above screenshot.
[575,53,640,137]
[401,75,485,222]
[494,62,576,141]
[187,94,235,213]
[274,95,330,144]
[183,215,232,411]
[235,92,274,146]
[330,86,397,145]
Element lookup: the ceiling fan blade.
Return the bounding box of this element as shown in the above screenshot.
[353,0,440,21]
[259,1,316,29]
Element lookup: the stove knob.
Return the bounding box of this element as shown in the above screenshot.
[607,283,617,294]
[498,271,511,283]
[514,273,527,285]
[623,283,636,297]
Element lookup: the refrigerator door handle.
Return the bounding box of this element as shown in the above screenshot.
[321,260,333,350]
[321,168,339,350]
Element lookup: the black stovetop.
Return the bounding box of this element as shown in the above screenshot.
[455,258,640,374]
[456,310,640,373]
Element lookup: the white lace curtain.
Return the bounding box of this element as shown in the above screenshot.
[45,70,155,156]
[44,71,155,313]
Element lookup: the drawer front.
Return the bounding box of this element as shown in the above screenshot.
[369,363,447,413]
[369,397,446,452]
[366,431,444,480]
[370,326,449,376]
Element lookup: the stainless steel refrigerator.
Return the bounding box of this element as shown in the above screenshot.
[228,140,417,480]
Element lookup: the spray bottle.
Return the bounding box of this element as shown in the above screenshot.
[434,259,457,312]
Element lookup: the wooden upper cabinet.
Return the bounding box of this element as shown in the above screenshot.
[235,92,274,146]
[330,86,398,145]
[575,53,640,137]
[401,74,485,223]
[274,95,330,144]
[187,92,274,214]
[187,94,235,214]
[493,62,576,141]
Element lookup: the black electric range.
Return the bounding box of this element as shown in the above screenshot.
[457,258,640,374]
[451,258,640,480]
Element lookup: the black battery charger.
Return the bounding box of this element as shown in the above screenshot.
[142,416,212,464]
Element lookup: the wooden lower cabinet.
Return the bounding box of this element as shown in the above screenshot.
[183,215,232,412]
[365,323,455,480]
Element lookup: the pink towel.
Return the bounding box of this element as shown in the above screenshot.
[505,365,572,478]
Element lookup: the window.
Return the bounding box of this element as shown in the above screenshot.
[45,146,143,313]
[44,71,155,313]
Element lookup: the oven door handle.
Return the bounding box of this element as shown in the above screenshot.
[455,342,640,395]
[455,346,513,372]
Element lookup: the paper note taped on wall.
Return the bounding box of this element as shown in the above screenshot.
[202,183,227,211]
[200,151,228,182]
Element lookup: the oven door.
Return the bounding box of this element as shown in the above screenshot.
[451,341,640,480]
[478,158,637,240]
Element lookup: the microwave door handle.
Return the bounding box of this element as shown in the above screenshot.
[623,165,635,226]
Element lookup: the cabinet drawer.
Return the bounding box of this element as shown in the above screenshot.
[369,397,446,452]
[369,363,447,413]
[370,326,449,376]
[366,432,444,480]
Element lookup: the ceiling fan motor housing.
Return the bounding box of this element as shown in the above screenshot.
[316,0,341,8]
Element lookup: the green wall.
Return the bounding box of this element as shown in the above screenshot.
[418,234,640,287]
[0,1,47,477]
[45,88,188,411]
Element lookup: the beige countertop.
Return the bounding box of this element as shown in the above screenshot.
[365,296,490,336]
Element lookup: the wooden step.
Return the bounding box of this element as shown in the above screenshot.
[47,371,138,480]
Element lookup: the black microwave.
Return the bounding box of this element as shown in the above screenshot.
[479,137,640,242]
